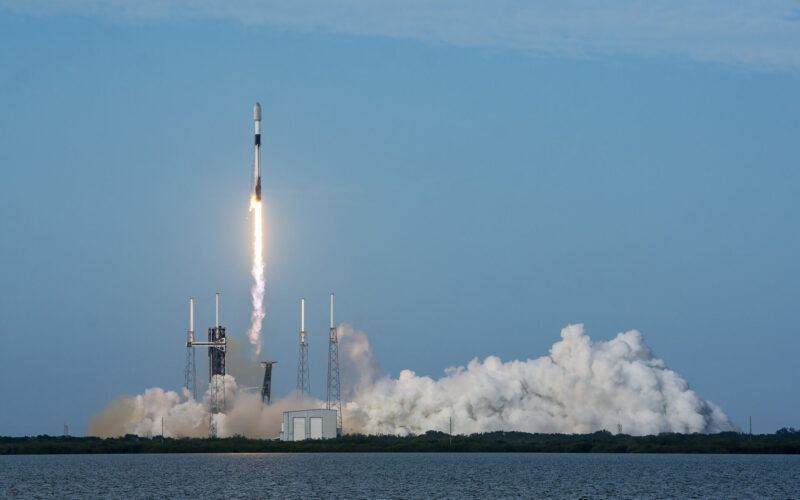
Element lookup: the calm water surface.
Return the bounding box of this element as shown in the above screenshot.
[2,453,798,499]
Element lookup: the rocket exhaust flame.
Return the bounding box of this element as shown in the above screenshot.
[247,196,265,354]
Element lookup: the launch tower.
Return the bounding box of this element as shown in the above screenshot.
[326,293,343,434]
[296,298,311,397]
[183,293,227,437]
[260,361,277,405]
[184,298,197,400]
[208,293,227,415]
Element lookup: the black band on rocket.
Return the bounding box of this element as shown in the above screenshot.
[255,134,261,146]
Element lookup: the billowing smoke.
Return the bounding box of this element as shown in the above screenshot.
[337,323,381,399]
[343,323,735,436]
[246,198,265,355]
[89,323,734,438]
[88,374,322,438]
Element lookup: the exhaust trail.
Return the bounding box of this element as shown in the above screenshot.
[247,197,265,354]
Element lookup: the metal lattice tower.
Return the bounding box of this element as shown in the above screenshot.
[207,294,227,437]
[184,299,197,400]
[183,294,227,438]
[327,293,343,434]
[296,298,311,397]
[208,296,227,414]
[261,361,277,404]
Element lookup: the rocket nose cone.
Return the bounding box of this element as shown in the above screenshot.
[254,102,261,121]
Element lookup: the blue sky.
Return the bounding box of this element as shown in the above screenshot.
[1,2,799,436]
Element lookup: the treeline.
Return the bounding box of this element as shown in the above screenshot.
[2,429,800,455]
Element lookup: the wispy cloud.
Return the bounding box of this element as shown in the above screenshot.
[4,0,800,70]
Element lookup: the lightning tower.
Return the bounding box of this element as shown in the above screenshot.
[326,292,343,434]
[184,298,197,400]
[296,298,311,397]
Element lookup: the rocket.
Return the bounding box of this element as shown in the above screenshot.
[253,102,262,202]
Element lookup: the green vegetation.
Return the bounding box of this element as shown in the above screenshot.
[2,429,800,455]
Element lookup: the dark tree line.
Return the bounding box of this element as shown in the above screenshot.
[2,429,800,455]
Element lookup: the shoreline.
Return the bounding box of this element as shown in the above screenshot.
[3,430,799,455]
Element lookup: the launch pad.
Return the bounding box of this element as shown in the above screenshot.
[178,103,342,439]
[184,294,228,436]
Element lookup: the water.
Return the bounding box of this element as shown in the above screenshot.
[2,453,798,498]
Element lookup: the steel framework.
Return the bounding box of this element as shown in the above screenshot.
[296,298,311,397]
[184,294,227,437]
[326,293,343,434]
[260,361,277,404]
[207,324,227,415]
[184,299,197,400]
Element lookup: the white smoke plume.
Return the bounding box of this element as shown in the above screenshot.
[246,198,265,354]
[343,323,735,436]
[337,323,381,400]
[89,323,733,438]
[88,374,323,438]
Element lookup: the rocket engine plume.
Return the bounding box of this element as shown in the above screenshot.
[246,197,264,354]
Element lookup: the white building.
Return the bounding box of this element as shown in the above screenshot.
[280,409,338,441]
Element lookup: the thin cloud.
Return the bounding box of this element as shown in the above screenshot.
[3,0,800,69]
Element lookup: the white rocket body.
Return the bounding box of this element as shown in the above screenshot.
[253,102,262,201]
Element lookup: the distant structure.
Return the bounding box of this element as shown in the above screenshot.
[183,298,197,400]
[63,424,69,437]
[326,293,343,434]
[296,298,311,397]
[184,293,227,437]
[260,361,277,405]
[280,409,338,441]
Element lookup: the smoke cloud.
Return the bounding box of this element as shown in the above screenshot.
[89,323,734,438]
[343,323,734,436]
[337,323,381,400]
[88,374,323,438]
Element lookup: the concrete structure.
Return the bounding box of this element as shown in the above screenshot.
[280,409,338,441]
